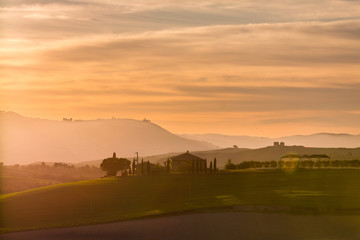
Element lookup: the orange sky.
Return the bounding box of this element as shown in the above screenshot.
[1,0,360,137]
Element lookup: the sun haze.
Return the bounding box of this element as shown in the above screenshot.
[1,0,360,137]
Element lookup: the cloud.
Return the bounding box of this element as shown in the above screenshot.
[2,0,360,42]
[1,1,360,135]
[23,13,70,19]
[2,20,359,87]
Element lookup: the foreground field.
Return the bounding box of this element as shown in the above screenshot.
[1,169,360,232]
[3,212,360,240]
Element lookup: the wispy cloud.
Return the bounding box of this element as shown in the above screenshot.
[1,0,360,136]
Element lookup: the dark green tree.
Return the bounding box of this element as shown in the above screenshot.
[132,159,136,175]
[166,159,170,174]
[225,159,236,170]
[270,161,277,168]
[205,159,207,174]
[209,161,213,174]
[147,161,151,175]
[100,153,131,177]
[141,159,144,175]
[214,158,217,174]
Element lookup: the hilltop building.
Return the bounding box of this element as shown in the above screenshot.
[274,142,285,147]
[168,151,206,173]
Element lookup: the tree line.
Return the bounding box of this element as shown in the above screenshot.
[100,153,218,177]
[225,159,360,170]
[100,154,166,177]
[1,162,103,193]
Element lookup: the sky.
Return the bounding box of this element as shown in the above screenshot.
[1,0,360,137]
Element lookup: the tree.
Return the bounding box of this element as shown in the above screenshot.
[225,159,236,170]
[166,159,170,174]
[192,160,195,174]
[100,153,131,177]
[132,159,136,175]
[205,159,208,174]
[209,161,213,174]
[214,158,217,174]
[141,159,144,175]
[146,161,151,175]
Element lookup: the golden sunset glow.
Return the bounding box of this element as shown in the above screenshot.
[1,0,360,136]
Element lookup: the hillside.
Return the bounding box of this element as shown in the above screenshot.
[2,170,360,232]
[181,133,360,149]
[78,145,360,169]
[0,112,216,165]
[146,145,360,168]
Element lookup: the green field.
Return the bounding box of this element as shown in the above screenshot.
[1,169,360,232]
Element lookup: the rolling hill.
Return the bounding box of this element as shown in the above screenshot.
[0,111,216,165]
[2,111,359,166]
[184,145,360,168]
[2,170,360,232]
[79,145,360,169]
[181,133,360,149]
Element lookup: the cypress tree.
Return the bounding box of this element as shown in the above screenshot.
[147,161,151,175]
[166,159,170,174]
[132,159,136,175]
[192,160,195,174]
[141,159,144,175]
[214,158,217,174]
[209,161,213,175]
[205,159,207,174]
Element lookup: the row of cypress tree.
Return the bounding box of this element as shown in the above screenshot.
[225,159,360,170]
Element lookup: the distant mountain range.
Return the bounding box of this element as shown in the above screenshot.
[180,133,360,149]
[1,111,359,165]
[0,111,215,165]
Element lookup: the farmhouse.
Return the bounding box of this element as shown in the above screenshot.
[281,154,330,161]
[168,151,206,173]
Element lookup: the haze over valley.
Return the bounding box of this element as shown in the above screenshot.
[1,111,359,166]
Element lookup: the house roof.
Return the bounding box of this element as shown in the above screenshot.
[169,151,205,161]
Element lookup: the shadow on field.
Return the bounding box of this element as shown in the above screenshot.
[2,212,360,240]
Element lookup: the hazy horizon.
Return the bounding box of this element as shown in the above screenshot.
[2,110,360,138]
[1,110,359,166]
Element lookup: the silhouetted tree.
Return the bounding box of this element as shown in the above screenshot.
[209,161,213,174]
[166,159,170,174]
[270,161,277,168]
[205,159,207,174]
[225,159,236,170]
[147,161,151,175]
[100,153,131,177]
[141,159,144,175]
[214,158,217,174]
[132,159,136,175]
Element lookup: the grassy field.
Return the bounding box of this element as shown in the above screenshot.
[1,169,360,232]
